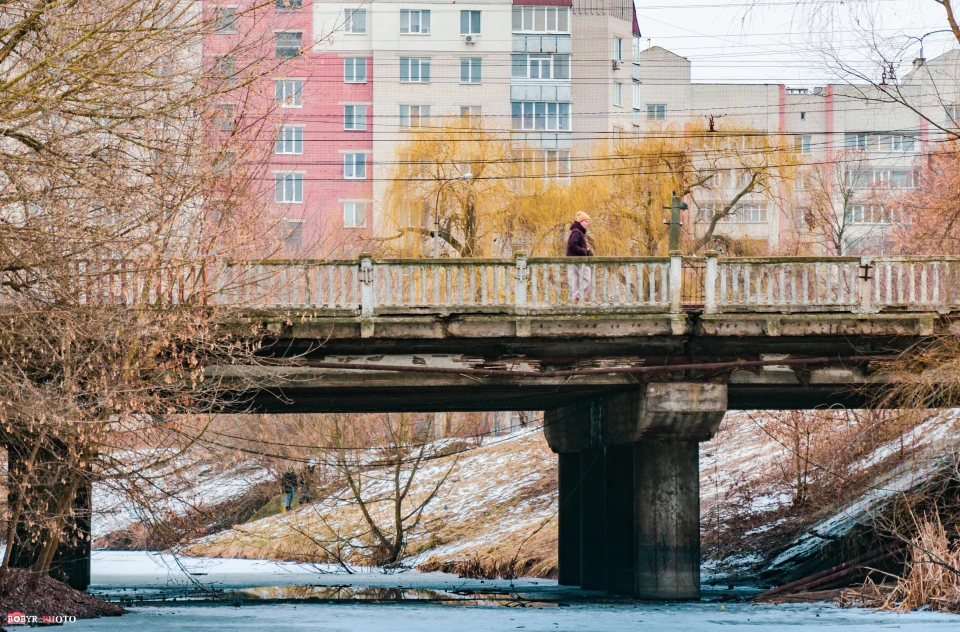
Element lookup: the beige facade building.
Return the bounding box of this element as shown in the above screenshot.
[632,46,960,254]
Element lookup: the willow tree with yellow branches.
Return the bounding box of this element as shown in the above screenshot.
[379,120,801,258]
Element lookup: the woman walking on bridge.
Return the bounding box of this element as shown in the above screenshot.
[566,211,593,303]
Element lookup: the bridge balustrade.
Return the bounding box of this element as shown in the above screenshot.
[60,255,960,314]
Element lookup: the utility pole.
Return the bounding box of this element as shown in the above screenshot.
[668,191,686,252]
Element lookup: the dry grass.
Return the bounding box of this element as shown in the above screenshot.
[186,431,559,577]
[841,516,960,612]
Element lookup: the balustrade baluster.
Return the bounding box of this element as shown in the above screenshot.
[719,265,727,306]
[908,263,917,305]
[730,265,743,305]
[933,262,941,306]
[921,264,928,304]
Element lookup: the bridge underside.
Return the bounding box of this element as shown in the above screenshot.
[241,379,876,413]
[212,312,943,600]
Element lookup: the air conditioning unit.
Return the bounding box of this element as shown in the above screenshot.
[464,35,476,44]
[612,59,621,70]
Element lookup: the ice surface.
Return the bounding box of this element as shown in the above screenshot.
[90,551,553,597]
[66,601,960,632]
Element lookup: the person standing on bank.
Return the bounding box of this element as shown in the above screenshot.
[566,211,593,303]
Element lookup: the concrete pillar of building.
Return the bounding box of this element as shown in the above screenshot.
[578,447,606,590]
[604,445,634,594]
[557,452,581,586]
[7,441,92,591]
[634,439,701,600]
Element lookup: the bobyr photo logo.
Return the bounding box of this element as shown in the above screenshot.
[6,612,77,625]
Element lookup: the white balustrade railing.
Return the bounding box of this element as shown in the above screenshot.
[57,255,960,315]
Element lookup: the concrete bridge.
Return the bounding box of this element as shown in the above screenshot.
[18,254,960,597]
[212,253,957,599]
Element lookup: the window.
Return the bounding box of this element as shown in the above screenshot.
[399,105,430,129]
[344,105,366,130]
[633,81,640,109]
[946,105,960,125]
[344,202,366,228]
[460,57,481,83]
[512,6,569,33]
[512,54,569,80]
[279,219,303,250]
[276,0,302,10]
[460,10,481,35]
[400,9,430,34]
[844,133,868,150]
[214,104,235,130]
[845,204,894,224]
[726,203,766,223]
[800,111,806,120]
[886,170,915,189]
[275,125,303,154]
[344,153,366,179]
[344,8,366,33]
[633,36,641,61]
[520,149,571,181]
[275,80,303,107]
[890,134,916,152]
[400,57,431,83]
[213,150,236,176]
[214,7,237,33]
[795,135,812,154]
[276,32,302,58]
[344,57,367,83]
[613,82,622,107]
[213,55,237,84]
[511,102,571,131]
[275,173,303,203]
[613,37,623,61]
[647,104,665,119]
[460,106,482,123]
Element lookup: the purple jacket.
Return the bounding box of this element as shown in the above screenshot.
[566,221,592,256]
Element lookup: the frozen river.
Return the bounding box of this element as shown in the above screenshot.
[65,552,960,632]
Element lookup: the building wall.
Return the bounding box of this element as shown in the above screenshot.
[632,45,960,254]
[570,2,635,154]
[204,1,374,256]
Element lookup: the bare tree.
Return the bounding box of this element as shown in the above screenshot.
[0,0,287,590]
[328,413,459,567]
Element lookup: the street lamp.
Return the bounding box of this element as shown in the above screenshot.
[906,29,954,62]
[433,172,472,258]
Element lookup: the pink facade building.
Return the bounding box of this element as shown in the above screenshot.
[204,1,374,256]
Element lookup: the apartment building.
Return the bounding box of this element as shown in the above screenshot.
[632,45,960,254]
[205,0,639,253]
[204,1,375,255]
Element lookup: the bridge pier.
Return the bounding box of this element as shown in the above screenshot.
[557,452,581,585]
[544,382,725,600]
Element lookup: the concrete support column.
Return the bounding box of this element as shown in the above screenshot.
[633,440,701,600]
[579,447,606,590]
[557,452,581,586]
[604,445,634,594]
[545,382,725,601]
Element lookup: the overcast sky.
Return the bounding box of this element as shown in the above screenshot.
[636,0,955,86]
